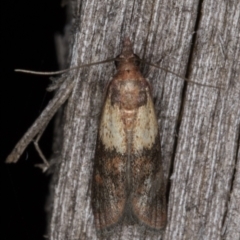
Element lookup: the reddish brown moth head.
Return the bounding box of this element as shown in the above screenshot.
[92,38,167,234]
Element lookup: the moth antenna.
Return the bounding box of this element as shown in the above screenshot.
[141,60,224,89]
[14,58,116,75]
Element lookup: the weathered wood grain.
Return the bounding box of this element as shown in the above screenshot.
[10,0,238,239]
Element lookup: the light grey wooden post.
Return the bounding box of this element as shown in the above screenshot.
[7,0,239,239]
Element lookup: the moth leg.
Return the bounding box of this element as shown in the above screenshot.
[33,124,50,172]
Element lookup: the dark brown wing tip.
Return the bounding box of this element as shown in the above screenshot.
[121,37,134,58]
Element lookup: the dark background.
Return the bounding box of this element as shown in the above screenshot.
[1,1,66,239]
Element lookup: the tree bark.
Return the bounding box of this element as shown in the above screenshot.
[8,0,239,239]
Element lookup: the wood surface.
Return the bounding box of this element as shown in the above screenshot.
[7,0,239,239]
[47,0,240,239]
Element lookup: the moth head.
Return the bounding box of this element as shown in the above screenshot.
[115,53,140,69]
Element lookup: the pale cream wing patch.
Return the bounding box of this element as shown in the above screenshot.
[132,90,159,152]
[99,97,127,154]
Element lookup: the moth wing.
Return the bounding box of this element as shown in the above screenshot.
[131,90,167,230]
[92,93,127,230]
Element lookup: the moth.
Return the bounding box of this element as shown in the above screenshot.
[92,38,167,232]
[6,37,219,236]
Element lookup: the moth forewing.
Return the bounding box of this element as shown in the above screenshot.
[91,38,167,234]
